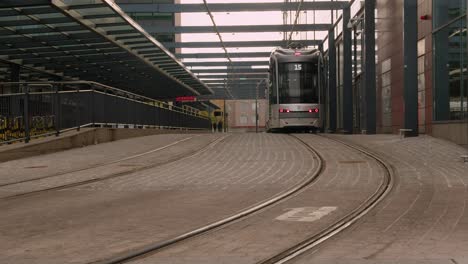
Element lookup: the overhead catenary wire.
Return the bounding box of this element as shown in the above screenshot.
[287,0,305,47]
[202,0,234,99]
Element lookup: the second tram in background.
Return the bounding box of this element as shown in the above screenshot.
[266,48,324,132]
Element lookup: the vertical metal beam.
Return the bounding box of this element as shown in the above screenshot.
[403,0,418,136]
[8,64,20,94]
[54,84,60,136]
[23,84,30,143]
[328,28,337,132]
[343,7,353,134]
[364,0,377,134]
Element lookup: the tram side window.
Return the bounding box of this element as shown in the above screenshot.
[278,63,318,104]
[269,64,277,103]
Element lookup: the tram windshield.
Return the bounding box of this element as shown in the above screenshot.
[278,62,318,104]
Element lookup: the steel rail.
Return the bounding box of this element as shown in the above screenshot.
[256,134,395,264]
[89,134,325,264]
[0,135,228,200]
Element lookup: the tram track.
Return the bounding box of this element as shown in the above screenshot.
[0,134,228,200]
[0,136,197,188]
[90,134,326,264]
[255,134,395,264]
[91,134,394,264]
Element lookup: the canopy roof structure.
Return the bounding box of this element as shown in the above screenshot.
[118,0,351,99]
[0,0,212,98]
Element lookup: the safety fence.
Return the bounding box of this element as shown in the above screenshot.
[0,81,210,144]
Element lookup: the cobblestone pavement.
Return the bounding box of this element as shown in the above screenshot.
[292,135,468,264]
[0,133,196,186]
[0,134,219,198]
[128,134,386,264]
[0,133,319,264]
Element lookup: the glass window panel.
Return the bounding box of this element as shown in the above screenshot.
[434,18,467,120]
[434,0,466,28]
[418,72,425,92]
[417,38,425,57]
[418,56,425,74]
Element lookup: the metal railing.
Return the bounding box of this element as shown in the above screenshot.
[0,81,210,144]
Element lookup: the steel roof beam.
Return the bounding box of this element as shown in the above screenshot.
[185,61,268,67]
[0,17,71,27]
[23,54,134,65]
[119,2,349,13]
[0,0,50,8]
[177,52,271,59]
[203,79,263,83]
[163,40,320,48]
[197,74,268,78]
[191,68,268,74]
[147,24,330,34]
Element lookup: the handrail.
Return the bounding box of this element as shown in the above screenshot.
[0,81,208,119]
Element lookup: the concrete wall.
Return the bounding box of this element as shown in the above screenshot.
[432,122,468,148]
[0,128,206,163]
[226,100,267,129]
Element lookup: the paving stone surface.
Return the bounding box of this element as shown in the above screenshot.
[0,134,218,198]
[0,133,319,264]
[292,135,468,264]
[0,133,196,186]
[128,134,386,264]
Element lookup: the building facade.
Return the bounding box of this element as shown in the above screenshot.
[336,0,467,145]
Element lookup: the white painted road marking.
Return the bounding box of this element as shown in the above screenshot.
[276,207,337,222]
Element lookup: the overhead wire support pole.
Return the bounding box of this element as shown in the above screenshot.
[202,0,234,99]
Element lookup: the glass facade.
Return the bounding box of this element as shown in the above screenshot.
[433,0,467,121]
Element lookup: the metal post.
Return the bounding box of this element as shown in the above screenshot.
[76,86,80,131]
[403,0,419,136]
[255,83,259,133]
[328,28,337,132]
[353,24,360,131]
[9,64,20,94]
[55,84,60,137]
[24,84,30,143]
[343,7,353,134]
[364,0,377,134]
[90,84,95,127]
[223,99,227,133]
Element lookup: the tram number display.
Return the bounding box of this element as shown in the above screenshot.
[294,64,302,71]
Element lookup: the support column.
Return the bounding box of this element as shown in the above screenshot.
[343,7,353,134]
[7,64,20,94]
[364,0,377,134]
[328,28,337,132]
[403,0,419,136]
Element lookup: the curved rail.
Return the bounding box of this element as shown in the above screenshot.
[0,136,196,188]
[0,135,228,200]
[256,135,395,264]
[90,134,326,264]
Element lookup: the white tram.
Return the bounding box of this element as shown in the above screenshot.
[266,48,324,132]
